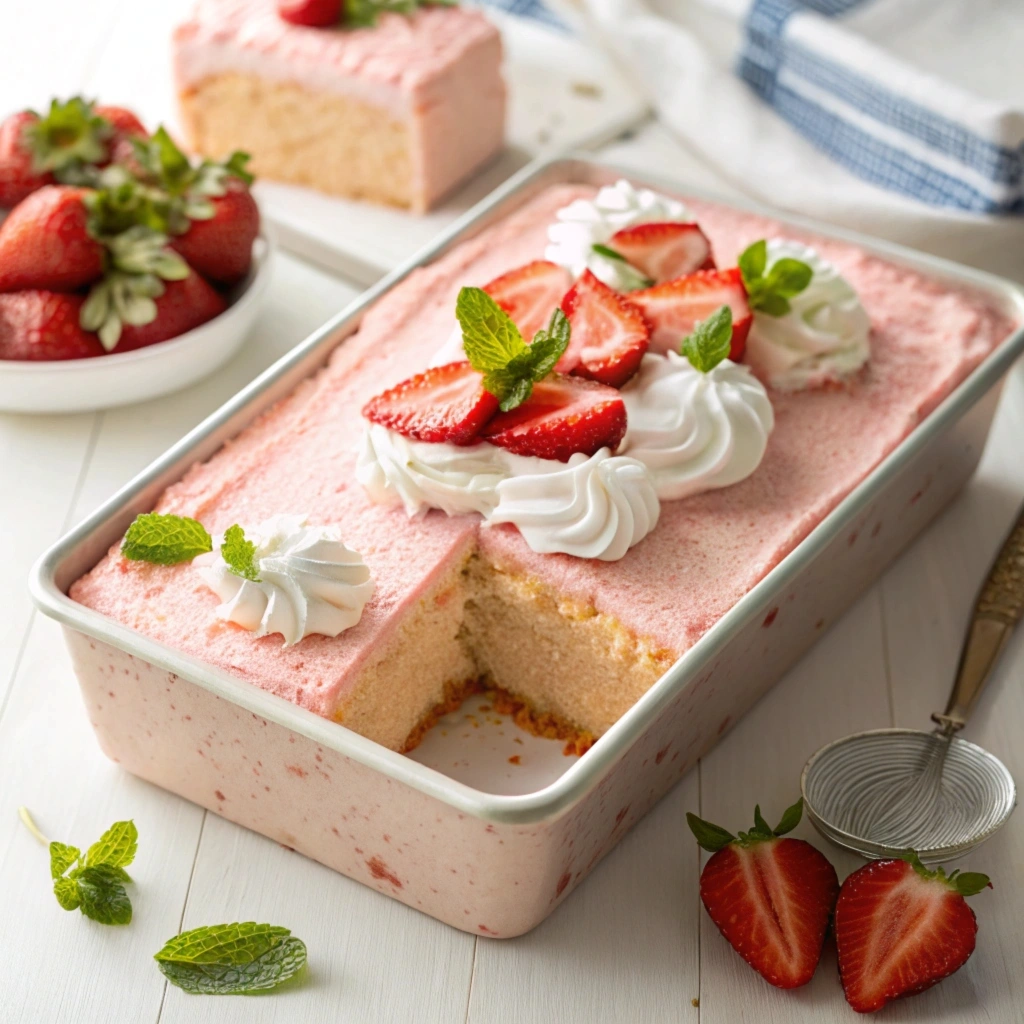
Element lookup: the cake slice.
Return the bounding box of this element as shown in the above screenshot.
[172,0,506,211]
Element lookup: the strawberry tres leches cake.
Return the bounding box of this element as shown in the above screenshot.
[172,0,506,211]
[70,179,1016,755]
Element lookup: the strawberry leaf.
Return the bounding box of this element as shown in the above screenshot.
[681,304,732,373]
[952,872,992,897]
[686,812,735,853]
[121,512,213,565]
[221,525,261,582]
[25,96,111,176]
[751,805,774,839]
[773,798,803,836]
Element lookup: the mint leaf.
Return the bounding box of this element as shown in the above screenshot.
[458,295,570,412]
[773,798,803,836]
[49,841,81,880]
[737,238,766,283]
[457,286,527,371]
[54,877,81,911]
[155,923,308,995]
[681,304,733,373]
[44,820,137,925]
[85,820,138,871]
[76,864,133,925]
[221,525,261,583]
[739,239,812,317]
[686,812,735,853]
[122,512,213,565]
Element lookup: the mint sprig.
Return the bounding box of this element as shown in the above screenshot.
[738,239,813,317]
[19,811,138,926]
[344,0,456,29]
[681,304,733,373]
[122,513,214,565]
[154,922,308,995]
[456,287,570,412]
[221,524,261,583]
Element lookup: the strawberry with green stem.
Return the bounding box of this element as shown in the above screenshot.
[687,798,840,989]
[835,851,990,1013]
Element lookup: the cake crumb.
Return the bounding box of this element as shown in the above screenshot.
[508,755,521,765]
[571,81,603,99]
[691,998,699,1008]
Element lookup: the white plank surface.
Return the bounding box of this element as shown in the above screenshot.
[2,4,1024,1023]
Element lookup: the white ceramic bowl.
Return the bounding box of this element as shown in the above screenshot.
[0,230,275,414]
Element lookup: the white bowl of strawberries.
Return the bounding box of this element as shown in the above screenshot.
[0,98,273,414]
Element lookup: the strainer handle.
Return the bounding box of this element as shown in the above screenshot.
[933,504,1024,734]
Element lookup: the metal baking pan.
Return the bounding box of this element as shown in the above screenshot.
[30,156,1024,937]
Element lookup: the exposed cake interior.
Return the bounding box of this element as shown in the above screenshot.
[69,183,1017,754]
[173,2,506,210]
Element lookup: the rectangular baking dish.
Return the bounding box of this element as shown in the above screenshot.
[31,156,1024,938]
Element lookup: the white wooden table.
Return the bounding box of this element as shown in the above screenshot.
[2,5,1023,1022]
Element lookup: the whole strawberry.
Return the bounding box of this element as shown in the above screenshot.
[112,272,227,353]
[169,179,259,285]
[835,852,990,1013]
[687,799,839,989]
[277,0,342,26]
[0,185,104,292]
[0,111,54,209]
[0,291,104,360]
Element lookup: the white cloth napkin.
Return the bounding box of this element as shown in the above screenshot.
[546,0,1024,279]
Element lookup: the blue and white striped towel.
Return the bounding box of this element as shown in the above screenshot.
[513,0,1024,275]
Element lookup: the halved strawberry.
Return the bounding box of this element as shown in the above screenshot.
[835,854,990,1014]
[608,222,714,283]
[0,185,104,293]
[362,361,499,446]
[482,373,626,462]
[0,291,104,361]
[688,800,839,989]
[560,270,648,388]
[631,267,752,360]
[483,260,572,344]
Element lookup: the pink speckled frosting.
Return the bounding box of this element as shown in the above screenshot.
[71,185,1017,718]
[173,0,501,112]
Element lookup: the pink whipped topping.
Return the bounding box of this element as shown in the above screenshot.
[71,184,1018,718]
[173,0,501,113]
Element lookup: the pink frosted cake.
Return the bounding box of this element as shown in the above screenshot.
[70,179,1017,754]
[172,0,506,211]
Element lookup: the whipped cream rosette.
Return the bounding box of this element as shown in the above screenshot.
[195,514,375,646]
[743,239,871,391]
[621,350,773,501]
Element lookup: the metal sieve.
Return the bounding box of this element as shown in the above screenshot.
[802,506,1022,863]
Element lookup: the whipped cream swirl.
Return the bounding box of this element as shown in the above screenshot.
[545,179,693,291]
[357,424,507,518]
[621,353,774,500]
[746,239,871,391]
[358,425,659,561]
[195,514,374,647]
[488,449,659,561]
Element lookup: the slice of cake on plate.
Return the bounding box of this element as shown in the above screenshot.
[172,0,506,211]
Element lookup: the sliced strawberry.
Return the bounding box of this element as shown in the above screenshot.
[688,801,839,989]
[169,180,260,285]
[482,373,626,463]
[608,222,715,283]
[113,272,227,352]
[560,269,649,388]
[482,260,572,344]
[631,267,752,361]
[0,111,54,209]
[0,291,104,361]
[277,0,342,26]
[362,361,499,446]
[0,185,104,293]
[835,855,989,1013]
